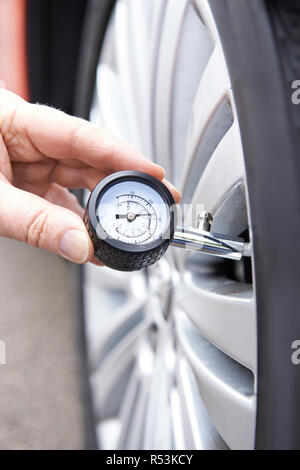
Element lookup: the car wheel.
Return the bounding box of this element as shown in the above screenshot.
[76,0,300,450]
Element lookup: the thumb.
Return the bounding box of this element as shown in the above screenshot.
[0,178,94,263]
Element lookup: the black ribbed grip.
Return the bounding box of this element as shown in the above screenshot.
[94,238,170,271]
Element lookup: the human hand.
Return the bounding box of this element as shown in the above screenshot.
[0,90,181,264]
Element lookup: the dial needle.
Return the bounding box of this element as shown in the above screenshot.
[115,213,154,222]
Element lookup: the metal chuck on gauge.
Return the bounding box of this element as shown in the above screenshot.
[84,171,251,271]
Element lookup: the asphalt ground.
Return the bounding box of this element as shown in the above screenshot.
[0,237,85,449]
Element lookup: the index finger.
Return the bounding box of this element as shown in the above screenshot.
[19,101,166,180]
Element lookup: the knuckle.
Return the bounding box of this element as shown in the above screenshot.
[26,208,49,248]
[70,121,88,156]
[1,101,24,147]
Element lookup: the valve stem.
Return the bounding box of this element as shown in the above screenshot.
[196,211,213,232]
[171,209,252,260]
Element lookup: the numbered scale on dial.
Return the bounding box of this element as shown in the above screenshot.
[84,171,176,271]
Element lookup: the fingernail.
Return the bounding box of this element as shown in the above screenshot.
[59,229,90,263]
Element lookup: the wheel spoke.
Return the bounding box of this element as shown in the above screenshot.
[117,340,154,449]
[193,0,220,43]
[114,0,143,150]
[176,269,256,371]
[175,356,228,449]
[91,317,150,420]
[154,0,188,175]
[85,264,145,294]
[170,2,214,185]
[126,0,154,156]
[180,45,230,192]
[175,310,256,450]
[95,63,130,139]
[170,387,186,450]
[190,121,246,216]
[84,265,148,369]
[143,329,175,449]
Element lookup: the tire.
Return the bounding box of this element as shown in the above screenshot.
[74,0,116,118]
[209,0,300,450]
[27,0,89,114]
[76,0,300,450]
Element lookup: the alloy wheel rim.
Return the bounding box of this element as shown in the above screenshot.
[84,0,257,450]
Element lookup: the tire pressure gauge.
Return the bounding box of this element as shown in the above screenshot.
[84,171,251,271]
[84,171,176,271]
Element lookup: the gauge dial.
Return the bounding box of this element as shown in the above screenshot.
[84,171,176,271]
[97,181,168,244]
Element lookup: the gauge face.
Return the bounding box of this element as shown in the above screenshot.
[97,181,169,244]
[85,171,176,270]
